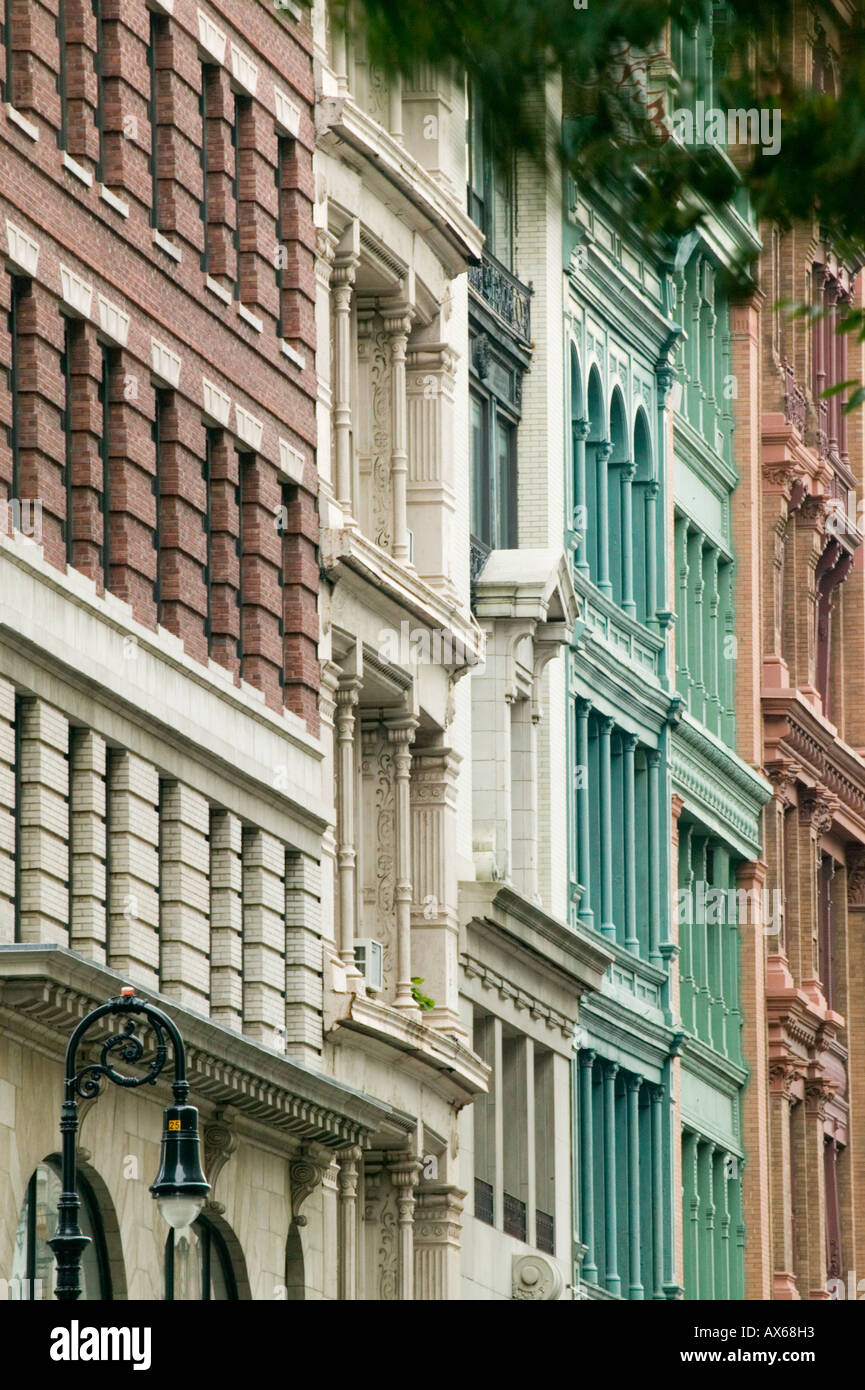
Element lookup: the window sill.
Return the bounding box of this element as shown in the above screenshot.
[6,104,39,141]
[238,303,263,332]
[61,151,93,187]
[100,185,130,218]
[152,229,182,263]
[280,338,306,370]
[205,275,233,306]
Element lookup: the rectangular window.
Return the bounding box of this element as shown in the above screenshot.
[466,81,514,269]
[56,0,69,149]
[818,853,835,1010]
[93,0,105,181]
[470,393,489,545]
[13,693,23,942]
[61,319,75,565]
[232,93,251,301]
[275,136,294,338]
[99,346,114,582]
[470,389,518,552]
[152,388,170,623]
[203,429,217,653]
[472,1011,496,1227]
[236,451,251,662]
[3,0,24,108]
[495,412,517,548]
[147,10,168,229]
[534,1047,555,1254]
[199,65,216,275]
[8,276,24,502]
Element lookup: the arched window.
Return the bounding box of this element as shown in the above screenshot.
[11,1159,112,1300]
[164,1215,238,1301]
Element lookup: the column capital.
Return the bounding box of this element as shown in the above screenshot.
[388,1153,422,1190]
[598,713,615,736]
[336,1145,364,1196]
[332,254,359,291]
[382,306,415,343]
[603,1059,620,1081]
[575,695,593,718]
[625,1073,642,1094]
[574,417,591,442]
[579,1047,596,1069]
[385,716,419,746]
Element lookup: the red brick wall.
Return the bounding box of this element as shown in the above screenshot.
[0,0,319,732]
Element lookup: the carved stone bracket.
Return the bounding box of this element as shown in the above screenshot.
[289,1141,333,1228]
[203,1110,238,1212]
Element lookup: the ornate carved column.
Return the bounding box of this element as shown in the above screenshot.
[603,1060,621,1296]
[573,418,590,572]
[683,1129,700,1295]
[389,1154,421,1299]
[579,1049,597,1285]
[410,745,463,1032]
[800,1074,833,1299]
[647,749,662,966]
[595,440,614,596]
[623,732,639,953]
[621,460,637,617]
[650,1084,665,1299]
[598,714,616,942]
[769,1060,801,1299]
[332,255,358,517]
[413,1185,466,1300]
[336,678,363,983]
[337,1145,363,1301]
[676,515,691,699]
[383,304,414,564]
[645,478,659,629]
[626,1074,643,1299]
[387,716,419,1012]
[575,697,594,931]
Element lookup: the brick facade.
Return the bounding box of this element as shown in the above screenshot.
[0,0,319,730]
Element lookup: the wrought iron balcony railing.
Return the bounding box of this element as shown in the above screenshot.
[469,251,532,345]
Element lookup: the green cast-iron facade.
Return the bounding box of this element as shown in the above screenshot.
[563,165,682,1300]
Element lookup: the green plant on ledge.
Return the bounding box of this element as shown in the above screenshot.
[411,977,435,1012]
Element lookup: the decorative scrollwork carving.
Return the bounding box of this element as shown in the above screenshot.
[72,1017,167,1099]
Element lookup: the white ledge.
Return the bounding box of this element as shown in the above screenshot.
[100,185,130,218]
[205,274,233,306]
[61,151,93,186]
[238,302,263,332]
[152,229,182,262]
[6,104,39,140]
[280,339,306,370]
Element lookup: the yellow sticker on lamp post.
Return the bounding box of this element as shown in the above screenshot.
[168,1119,181,1131]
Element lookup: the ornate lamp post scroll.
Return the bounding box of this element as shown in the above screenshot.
[49,986,210,1301]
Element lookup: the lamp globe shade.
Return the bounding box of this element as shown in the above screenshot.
[150,1102,210,1229]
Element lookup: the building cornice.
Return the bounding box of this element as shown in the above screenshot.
[328,992,489,1103]
[316,94,483,277]
[321,525,484,668]
[459,880,613,999]
[0,946,389,1148]
[672,713,772,858]
[763,688,865,842]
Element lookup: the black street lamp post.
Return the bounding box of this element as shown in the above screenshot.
[49,986,210,1301]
